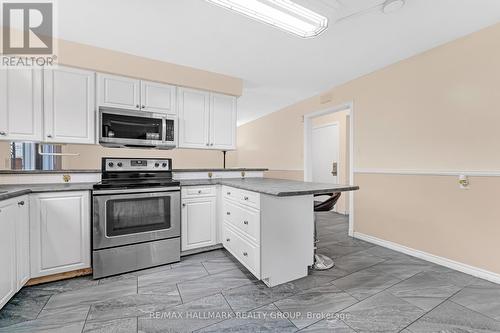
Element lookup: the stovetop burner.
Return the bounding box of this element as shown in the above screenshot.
[94,157,179,190]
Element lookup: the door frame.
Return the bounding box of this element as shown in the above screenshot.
[303,101,354,236]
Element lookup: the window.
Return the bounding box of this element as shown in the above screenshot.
[10,142,62,170]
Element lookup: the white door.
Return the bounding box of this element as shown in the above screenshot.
[181,197,217,251]
[0,200,17,309]
[97,73,140,110]
[140,80,176,114]
[177,88,210,149]
[43,66,95,144]
[210,93,237,150]
[30,191,91,278]
[0,68,43,141]
[15,196,30,290]
[311,123,340,184]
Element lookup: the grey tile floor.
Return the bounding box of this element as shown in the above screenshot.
[1,212,500,332]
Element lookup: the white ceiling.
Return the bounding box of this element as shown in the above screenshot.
[55,0,500,125]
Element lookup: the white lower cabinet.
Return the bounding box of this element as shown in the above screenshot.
[181,186,217,251]
[0,195,30,310]
[29,191,91,278]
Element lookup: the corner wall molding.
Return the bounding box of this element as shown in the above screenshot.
[354,168,500,177]
[354,232,500,285]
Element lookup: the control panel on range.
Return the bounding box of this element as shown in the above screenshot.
[103,158,171,172]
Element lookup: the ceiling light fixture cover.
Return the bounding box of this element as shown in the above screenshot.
[206,0,328,38]
[382,0,405,14]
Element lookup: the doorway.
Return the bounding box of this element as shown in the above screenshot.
[304,102,354,235]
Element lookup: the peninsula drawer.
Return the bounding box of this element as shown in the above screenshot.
[223,200,260,244]
[222,186,260,209]
[223,223,260,277]
[181,186,216,198]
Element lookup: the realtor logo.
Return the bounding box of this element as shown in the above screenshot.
[2,2,53,55]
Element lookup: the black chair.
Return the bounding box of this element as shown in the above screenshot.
[313,192,341,270]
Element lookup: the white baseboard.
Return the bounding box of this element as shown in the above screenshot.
[354,232,500,285]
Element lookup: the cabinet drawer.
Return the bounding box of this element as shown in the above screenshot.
[222,186,260,209]
[181,186,216,198]
[223,200,260,244]
[223,223,260,278]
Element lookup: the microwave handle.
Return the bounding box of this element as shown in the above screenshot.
[162,118,167,142]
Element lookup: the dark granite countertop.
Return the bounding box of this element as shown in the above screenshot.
[180,178,359,197]
[0,169,100,174]
[173,168,268,173]
[0,183,96,201]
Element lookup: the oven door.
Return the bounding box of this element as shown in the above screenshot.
[93,188,180,250]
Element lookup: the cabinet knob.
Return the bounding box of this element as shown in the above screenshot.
[243,252,248,257]
[0,131,6,136]
[243,220,248,225]
[47,134,52,138]
[141,105,145,109]
[136,104,140,108]
[210,143,214,146]
[244,196,249,200]
[198,190,202,194]
[226,211,230,215]
[226,238,230,242]
[206,143,209,146]
[182,203,186,207]
[17,201,25,206]
[227,192,231,195]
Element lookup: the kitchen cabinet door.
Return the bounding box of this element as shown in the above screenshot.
[0,200,17,310]
[97,73,140,110]
[15,196,30,290]
[177,88,210,149]
[0,68,43,142]
[181,197,217,251]
[30,191,91,278]
[140,80,176,114]
[43,66,95,144]
[210,93,236,150]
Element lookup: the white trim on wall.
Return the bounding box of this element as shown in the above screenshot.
[354,232,500,285]
[303,101,355,236]
[354,168,500,177]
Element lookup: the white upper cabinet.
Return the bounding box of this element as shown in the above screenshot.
[97,74,176,114]
[43,66,96,144]
[30,191,91,278]
[178,88,237,150]
[97,73,141,110]
[210,93,236,150]
[140,80,176,114]
[0,68,43,141]
[178,87,210,148]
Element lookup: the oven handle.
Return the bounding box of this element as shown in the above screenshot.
[93,186,180,195]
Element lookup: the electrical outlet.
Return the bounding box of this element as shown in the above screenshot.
[458,174,469,189]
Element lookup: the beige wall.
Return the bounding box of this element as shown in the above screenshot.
[230,23,500,275]
[311,110,350,213]
[0,35,242,170]
[61,144,225,170]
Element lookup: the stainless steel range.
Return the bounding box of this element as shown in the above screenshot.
[92,157,180,279]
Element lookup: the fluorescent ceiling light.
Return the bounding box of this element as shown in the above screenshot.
[206,0,328,38]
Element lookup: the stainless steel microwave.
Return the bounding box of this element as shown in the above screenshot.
[99,107,177,149]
